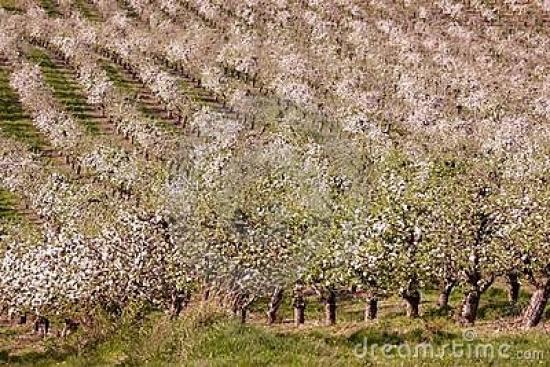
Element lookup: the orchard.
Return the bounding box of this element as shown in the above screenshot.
[0,0,549,364]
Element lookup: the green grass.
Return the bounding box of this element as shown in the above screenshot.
[1,286,549,366]
[26,48,100,135]
[0,0,22,12]
[37,0,61,17]
[3,313,548,367]
[0,189,19,220]
[73,0,101,21]
[0,69,46,151]
[101,61,136,93]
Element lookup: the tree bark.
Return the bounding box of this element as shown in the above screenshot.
[294,303,305,326]
[234,294,255,324]
[459,290,481,326]
[402,290,421,318]
[522,279,550,328]
[34,316,50,337]
[61,318,79,337]
[364,296,378,321]
[506,272,520,305]
[202,287,211,301]
[457,271,494,325]
[230,292,241,316]
[293,289,305,326]
[437,280,456,309]
[267,287,284,324]
[324,288,337,326]
[170,289,188,320]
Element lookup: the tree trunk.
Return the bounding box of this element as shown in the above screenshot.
[438,280,456,309]
[230,293,241,316]
[403,290,421,318]
[293,291,305,326]
[324,289,337,325]
[233,293,255,324]
[294,304,305,326]
[18,314,27,324]
[170,290,188,320]
[364,296,378,321]
[34,316,50,337]
[267,287,284,324]
[61,318,79,337]
[202,287,210,301]
[522,279,550,328]
[507,272,520,305]
[459,290,481,325]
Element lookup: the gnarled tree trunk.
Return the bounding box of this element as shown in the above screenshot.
[324,288,337,326]
[61,318,79,337]
[267,287,284,324]
[458,271,494,326]
[364,295,378,321]
[202,287,211,301]
[170,289,189,320]
[459,290,481,326]
[230,292,241,316]
[240,308,248,324]
[231,293,255,324]
[522,279,550,328]
[402,289,421,318]
[506,272,520,305]
[34,316,50,337]
[293,287,305,326]
[437,280,456,309]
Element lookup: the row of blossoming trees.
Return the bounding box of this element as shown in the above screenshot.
[164,108,549,328]
[0,0,548,337]
[2,100,548,329]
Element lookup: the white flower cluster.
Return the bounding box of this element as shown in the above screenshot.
[80,146,140,193]
[0,209,183,314]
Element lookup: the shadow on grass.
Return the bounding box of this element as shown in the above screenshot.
[0,349,68,366]
[478,287,530,320]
